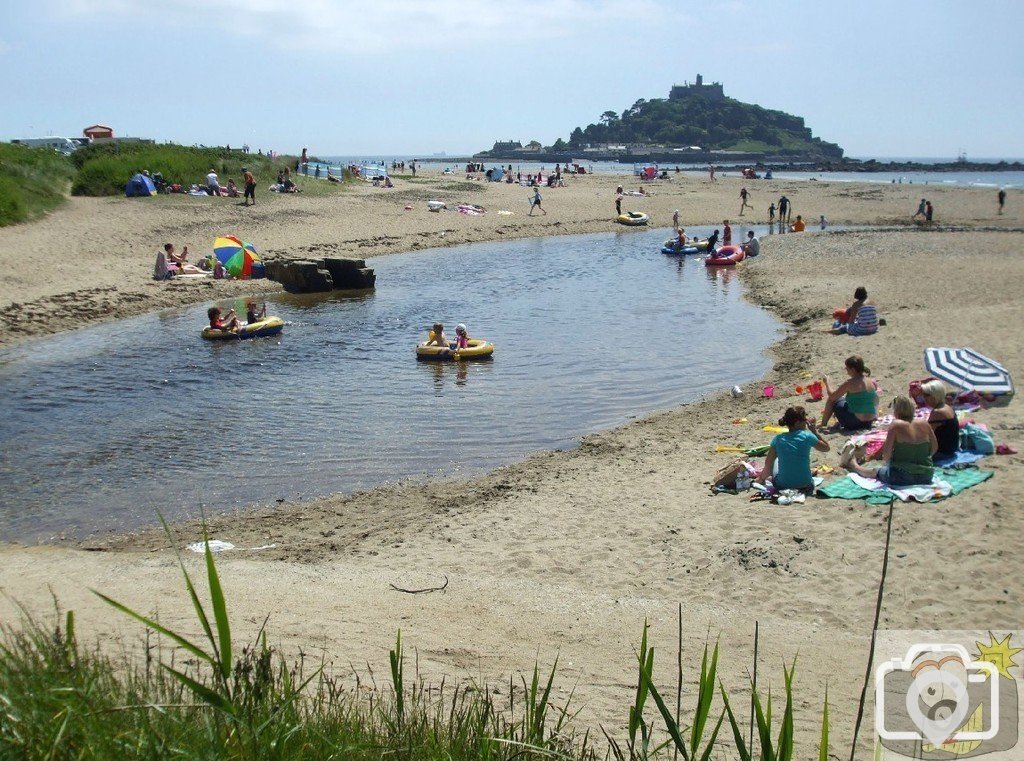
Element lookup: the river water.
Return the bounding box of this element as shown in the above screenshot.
[0,226,781,542]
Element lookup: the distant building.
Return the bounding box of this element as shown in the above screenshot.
[669,74,725,102]
[83,124,114,140]
[490,140,523,153]
[522,141,543,153]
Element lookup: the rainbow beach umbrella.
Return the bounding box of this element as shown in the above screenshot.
[213,235,261,278]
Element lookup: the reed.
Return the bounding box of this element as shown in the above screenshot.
[1,542,833,759]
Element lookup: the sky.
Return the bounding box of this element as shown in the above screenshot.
[2,0,1022,159]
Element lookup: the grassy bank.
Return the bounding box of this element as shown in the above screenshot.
[70,143,291,197]
[0,541,832,759]
[0,143,75,226]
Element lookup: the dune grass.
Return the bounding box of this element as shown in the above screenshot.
[0,536,832,759]
[0,143,75,226]
[69,143,291,197]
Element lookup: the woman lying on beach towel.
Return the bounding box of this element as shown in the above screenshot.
[840,395,937,486]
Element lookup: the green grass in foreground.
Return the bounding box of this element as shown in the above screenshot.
[0,143,75,226]
[0,534,832,759]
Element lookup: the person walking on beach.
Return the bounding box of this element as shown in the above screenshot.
[998,188,1006,214]
[925,200,934,222]
[739,187,752,215]
[243,167,256,206]
[912,198,927,221]
[819,214,828,230]
[672,209,680,230]
[708,163,716,182]
[529,187,546,216]
[615,189,623,216]
[768,203,776,226]
[778,195,791,224]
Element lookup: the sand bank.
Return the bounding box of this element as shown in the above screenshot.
[1,174,1022,755]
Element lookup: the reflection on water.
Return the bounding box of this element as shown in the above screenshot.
[0,226,780,541]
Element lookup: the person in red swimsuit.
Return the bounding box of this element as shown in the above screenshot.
[208,306,239,331]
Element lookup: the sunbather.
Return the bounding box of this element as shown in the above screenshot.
[820,355,879,430]
[922,380,959,457]
[841,396,936,486]
[831,287,878,335]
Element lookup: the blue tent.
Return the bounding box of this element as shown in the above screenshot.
[125,173,157,197]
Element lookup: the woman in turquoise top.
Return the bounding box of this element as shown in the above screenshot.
[842,396,937,486]
[756,406,830,492]
[820,355,879,431]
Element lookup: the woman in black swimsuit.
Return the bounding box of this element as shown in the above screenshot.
[922,380,959,457]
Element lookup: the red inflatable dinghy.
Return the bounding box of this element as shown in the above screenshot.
[704,245,746,266]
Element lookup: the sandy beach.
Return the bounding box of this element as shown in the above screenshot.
[1,170,1022,755]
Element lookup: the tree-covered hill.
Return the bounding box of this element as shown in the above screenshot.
[559,90,843,158]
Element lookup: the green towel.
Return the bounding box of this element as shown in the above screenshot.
[818,468,992,504]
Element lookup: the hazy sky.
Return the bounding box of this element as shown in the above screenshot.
[2,0,1022,158]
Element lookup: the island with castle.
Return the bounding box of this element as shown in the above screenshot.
[476,74,845,165]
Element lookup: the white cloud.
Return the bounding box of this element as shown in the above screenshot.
[61,0,674,52]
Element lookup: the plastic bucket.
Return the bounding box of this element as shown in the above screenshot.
[808,381,824,401]
[762,385,775,398]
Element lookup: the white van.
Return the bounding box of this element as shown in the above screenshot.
[10,137,79,155]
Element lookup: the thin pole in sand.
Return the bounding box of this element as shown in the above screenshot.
[749,620,759,751]
[849,498,896,761]
[675,602,683,760]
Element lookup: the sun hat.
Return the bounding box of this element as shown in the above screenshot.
[456,323,467,333]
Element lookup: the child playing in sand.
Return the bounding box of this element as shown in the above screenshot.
[208,306,239,332]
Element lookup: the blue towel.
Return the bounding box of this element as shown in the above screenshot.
[934,451,986,468]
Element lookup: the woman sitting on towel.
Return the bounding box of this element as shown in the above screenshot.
[841,395,936,486]
[755,406,830,493]
[922,379,959,457]
[820,355,879,431]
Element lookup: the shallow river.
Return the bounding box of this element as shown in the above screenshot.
[0,226,781,541]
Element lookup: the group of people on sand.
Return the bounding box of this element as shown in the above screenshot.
[756,354,959,494]
[205,168,257,205]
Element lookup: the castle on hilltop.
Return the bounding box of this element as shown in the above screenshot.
[669,74,724,102]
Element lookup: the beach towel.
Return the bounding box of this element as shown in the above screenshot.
[933,450,986,468]
[819,468,991,504]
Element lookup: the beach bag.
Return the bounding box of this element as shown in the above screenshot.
[960,423,995,454]
[713,458,747,489]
